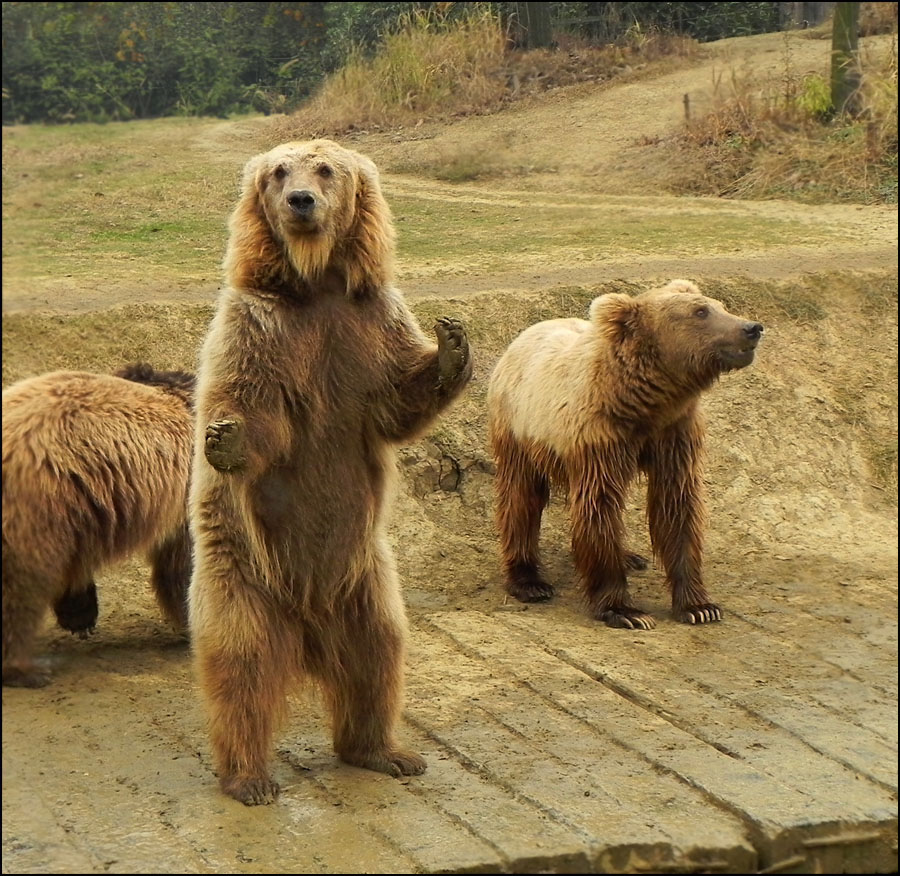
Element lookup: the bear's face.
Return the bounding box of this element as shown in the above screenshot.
[644,286,763,377]
[252,140,366,242]
[228,139,394,295]
[591,280,763,384]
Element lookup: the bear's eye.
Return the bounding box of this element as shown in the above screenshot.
[317,164,333,179]
[273,165,288,181]
[694,306,709,319]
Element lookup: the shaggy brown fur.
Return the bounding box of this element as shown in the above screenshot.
[487,280,763,629]
[189,139,472,806]
[2,364,195,687]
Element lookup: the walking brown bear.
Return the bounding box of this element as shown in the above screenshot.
[189,139,473,805]
[487,279,763,630]
[2,363,195,687]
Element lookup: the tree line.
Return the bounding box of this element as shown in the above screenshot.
[1,1,788,124]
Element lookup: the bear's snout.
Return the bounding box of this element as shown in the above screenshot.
[743,321,764,343]
[287,189,317,217]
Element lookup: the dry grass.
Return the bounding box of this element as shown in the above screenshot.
[662,32,898,204]
[273,7,698,140]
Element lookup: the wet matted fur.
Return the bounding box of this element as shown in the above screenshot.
[2,364,195,687]
[487,280,763,630]
[189,139,473,805]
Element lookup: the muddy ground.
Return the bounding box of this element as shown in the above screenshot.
[2,29,898,876]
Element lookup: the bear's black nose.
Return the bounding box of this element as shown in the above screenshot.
[743,322,763,341]
[287,190,316,215]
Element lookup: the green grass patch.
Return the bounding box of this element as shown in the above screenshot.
[391,192,842,273]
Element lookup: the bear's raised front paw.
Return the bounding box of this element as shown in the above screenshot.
[596,606,656,630]
[435,317,471,386]
[221,774,280,806]
[674,603,722,625]
[205,419,247,472]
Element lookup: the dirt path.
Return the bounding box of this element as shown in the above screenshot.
[2,29,897,876]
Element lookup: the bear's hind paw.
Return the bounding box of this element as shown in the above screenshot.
[2,661,53,688]
[624,551,650,571]
[221,774,280,806]
[54,582,99,635]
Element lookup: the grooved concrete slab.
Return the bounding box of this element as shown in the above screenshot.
[3,590,896,874]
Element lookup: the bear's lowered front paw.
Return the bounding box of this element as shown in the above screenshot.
[435,317,471,387]
[205,419,247,472]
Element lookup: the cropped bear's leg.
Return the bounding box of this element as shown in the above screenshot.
[2,557,54,687]
[491,427,553,602]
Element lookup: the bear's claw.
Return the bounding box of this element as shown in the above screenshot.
[675,603,723,624]
[341,748,427,777]
[597,607,656,630]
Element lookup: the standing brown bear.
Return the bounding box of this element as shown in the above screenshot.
[487,280,762,630]
[2,364,195,687]
[189,139,473,805]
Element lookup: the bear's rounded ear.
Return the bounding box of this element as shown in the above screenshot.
[658,279,701,295]
[341,150,395,296]
[590,293,641,344]
[353,152,382,200]
[238,153,267,199]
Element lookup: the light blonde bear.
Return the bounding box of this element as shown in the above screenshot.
[488,280,763,630]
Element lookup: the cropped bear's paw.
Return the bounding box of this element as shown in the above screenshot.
[507,564,555,603]
[435,317,471,387]
[54,581,99,637]
[2,660,53,688]
[624,551,650,571]
[205,419,247,473]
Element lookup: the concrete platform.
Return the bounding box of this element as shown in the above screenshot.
[2,573,896,874]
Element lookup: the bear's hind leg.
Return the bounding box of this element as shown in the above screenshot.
[148,523,191,631]
[193,591,292,805]
[491,428,553,603]
[319,560,426,778]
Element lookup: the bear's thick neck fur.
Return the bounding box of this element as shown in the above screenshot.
[597,331,721,428]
